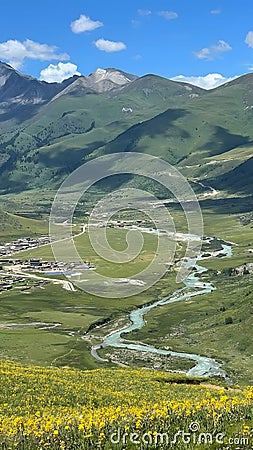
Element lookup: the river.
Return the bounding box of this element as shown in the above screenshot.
[93,232,232,380]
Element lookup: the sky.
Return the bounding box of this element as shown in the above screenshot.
[1,1,253,89]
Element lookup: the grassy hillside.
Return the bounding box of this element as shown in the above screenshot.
[96,81,253,173]
[210,156,253,195]
[1,72,253,197]
[1,73,253,196]
[0,75,205,193]
[0,210,48,242]
[0,360,252,449]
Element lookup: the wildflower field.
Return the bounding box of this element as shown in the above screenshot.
[0,360,252,449]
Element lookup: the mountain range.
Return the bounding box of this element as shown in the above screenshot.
[0,61,252,196]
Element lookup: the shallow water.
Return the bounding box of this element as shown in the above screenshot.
[102,240,232,379]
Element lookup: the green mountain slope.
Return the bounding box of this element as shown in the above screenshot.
[0,74,205,193]
[0,61,78,126]
[211,156,253,195]
[90,75,253,194]
[0,67,252,196]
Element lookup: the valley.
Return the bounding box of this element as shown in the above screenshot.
[1,1,253,447]
[0,197,252,384]
[0,64,252,383]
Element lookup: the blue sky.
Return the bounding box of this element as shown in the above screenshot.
[1,0,253,88]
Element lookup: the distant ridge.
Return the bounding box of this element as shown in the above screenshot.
[51,68,138,100]
[0,61,78,122]
[0,63,253,195]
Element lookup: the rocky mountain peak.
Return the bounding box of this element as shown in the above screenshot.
[87,67,137,88]
[50,67,138,99]
[0,61,78,122]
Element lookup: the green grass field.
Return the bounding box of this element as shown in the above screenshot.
[0,200,252,383]
[95,208,253,384]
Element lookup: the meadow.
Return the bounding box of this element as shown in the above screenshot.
[96,207,253,384]
[0,360,252,449]
[0,194,252,450]
[0,200,253,383]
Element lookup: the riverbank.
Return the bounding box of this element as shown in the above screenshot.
[91,239,232,381]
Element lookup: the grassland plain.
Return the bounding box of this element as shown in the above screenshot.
[0,216,184,369]
[0,266,182,370]
[0,360,252,450]
[0,201,252,383]
[94,208,253,384]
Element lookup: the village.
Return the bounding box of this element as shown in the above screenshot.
[0,235,50,256]
[0,272,46,292]
[0,233,94,293]
[0,257,94,293]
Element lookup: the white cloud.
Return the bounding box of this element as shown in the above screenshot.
[157,11,178,20]
[171,73,235,90]
[71,14,103,33]
[137,9,152,16]
[211,9,221,14]
[0,39,69,69]
[245,31,253,48]
[39,62,81,83]
[131,19,140,28]
[194,40,232,60]
[94,38,126,53]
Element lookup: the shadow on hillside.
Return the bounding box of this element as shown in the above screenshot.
[0,104,43,124]
[199,196,253,214]
[103,108,190,154]
[210,156,253,196]
[165,196,253,214]
[204,126,250,156]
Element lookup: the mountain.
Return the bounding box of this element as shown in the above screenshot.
[0,64,138,123]
[53,68,138,98]
[91,73,253,195]
[0,61,78,124]
[0,64,252,196]
[211,155,253,195]
[0,66,206,193]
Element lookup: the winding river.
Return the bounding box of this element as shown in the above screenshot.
[93,232,232,380]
